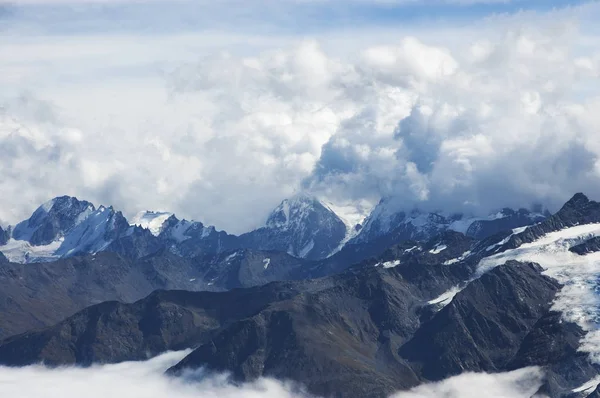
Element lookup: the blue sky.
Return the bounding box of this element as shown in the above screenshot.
[0,0,596,36]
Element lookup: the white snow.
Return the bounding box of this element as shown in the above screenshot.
[201,226,213,238]
[168,220,193,243]
[0,238,62,263]
[428,286,461,307]
[512,226,529,234]
[263,258,271,269]
[375,259,401,269]
[298,239,314,258]
[572,376,600,394]
[485,226,531,252]
[282,200,290,225]
[429,244,447,254]
[475,223,600,363]
[485,235,512,252]
[405,246,419,253]
[443,251,472,265]
[324,200,373,257]
[224,251,239,262]
[130,211,172,236]
[323,201,371,231]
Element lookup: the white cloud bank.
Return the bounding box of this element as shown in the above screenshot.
[1,3,600,232]
[0,350,545,398]
[392,367,546,398]
[0,351,312,398]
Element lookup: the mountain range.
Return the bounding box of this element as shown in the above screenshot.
[0,192,546,265]
[1,192,599,397]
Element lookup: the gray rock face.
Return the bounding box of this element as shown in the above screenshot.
[0,246,310,339]
[465,208,547,239]
[588,386,600,397]
[196,249,307,289]
[0,282,309,366]
[570,236,600,255]
[399,262,561,379]
[509,311,599,397]
[12,196,95,245]
[296,230,474,280]
[0,226,8,246]
[0,252,205,339]
[158,216,239,258]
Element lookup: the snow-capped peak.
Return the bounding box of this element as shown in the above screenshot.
[242,193,347,260]
[265,193,323,230]
[130,211,173,236]
[12,196,96,245]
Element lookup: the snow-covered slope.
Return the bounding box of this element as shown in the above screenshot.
[130,211,173,236]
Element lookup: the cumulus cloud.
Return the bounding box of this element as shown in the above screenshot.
[306,21,600,216]
[1,2,600,232]
[0,350,545,398]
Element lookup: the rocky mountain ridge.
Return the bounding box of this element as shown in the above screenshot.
[0,193,599,397]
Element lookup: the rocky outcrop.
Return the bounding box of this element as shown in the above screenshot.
[570,236,600,255]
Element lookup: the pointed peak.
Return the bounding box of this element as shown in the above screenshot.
[561,193,590,211]
[39,196,95,213]
[266,193,331,229]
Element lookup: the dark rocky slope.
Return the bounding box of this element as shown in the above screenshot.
[0,247,312,339]
[0,252,203,339]
[170,261,594,398]
[2,257,594,398]
[0,226,9,246]
[0,282,312,366]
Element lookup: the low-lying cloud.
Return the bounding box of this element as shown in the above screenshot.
[0,351,312,398]
[392,368,546,398]
[0,351,546,398]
